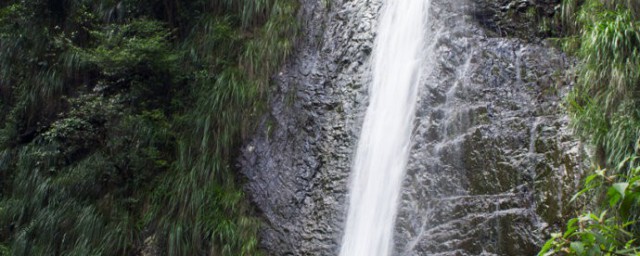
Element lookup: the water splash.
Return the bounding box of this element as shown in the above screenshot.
[339,1,431,255]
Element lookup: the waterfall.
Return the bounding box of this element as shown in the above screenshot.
[339,0,430,255]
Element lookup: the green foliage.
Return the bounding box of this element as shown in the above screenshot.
[0,0,298,255]
[540,0,640,255]
[541,163,640,255]
[566,0,640,166]
[145,1,298,254]
[577,8,640,112]
[84,19,177,78]
[0,244,9,256]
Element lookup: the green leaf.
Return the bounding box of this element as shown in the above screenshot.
[564,226,578,239]
[629,175,640,184]
[598,210,608,221]
[619,192,637,218]
[615,247,640,254]
[564,218,580,239]
[571,241,585,254]
[539,240,554,255]
[571,183,599,202]
[623,239,636,249]
[612,182,629,198]
[568,218,579,228]
[616,156,632,170]
[607,186,623,207]
[585,172,601,185]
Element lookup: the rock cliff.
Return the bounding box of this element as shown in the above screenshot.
[240,0,585,255]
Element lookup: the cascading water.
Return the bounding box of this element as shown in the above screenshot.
[339,0,430,255]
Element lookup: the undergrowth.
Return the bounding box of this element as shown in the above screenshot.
[0,0,298,255]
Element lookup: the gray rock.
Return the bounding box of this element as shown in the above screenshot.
[240,0,585,255]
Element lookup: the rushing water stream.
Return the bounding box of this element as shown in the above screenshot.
[339,1,431,255]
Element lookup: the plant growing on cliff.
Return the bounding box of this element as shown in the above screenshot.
[540,0,640,255]
[0,0,298,255]
[540,163,640,255]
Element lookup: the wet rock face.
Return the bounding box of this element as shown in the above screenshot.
[240,0,585,255]
[395,1,584,255]
[240,0,376,254]
[470,0,562,39]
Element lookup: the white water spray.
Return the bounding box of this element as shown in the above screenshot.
[339,0,430,255]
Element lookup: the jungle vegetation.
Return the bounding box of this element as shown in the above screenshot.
[6,0,640,255]
[540,0,640,255]
[0,0,297,255]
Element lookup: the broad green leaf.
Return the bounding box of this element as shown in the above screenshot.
[571,241,585,254]
[607,187,622,206]
[612,182,629,198]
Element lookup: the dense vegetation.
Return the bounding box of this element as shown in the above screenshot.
[540,0,640,255]
[0,0,297,255]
